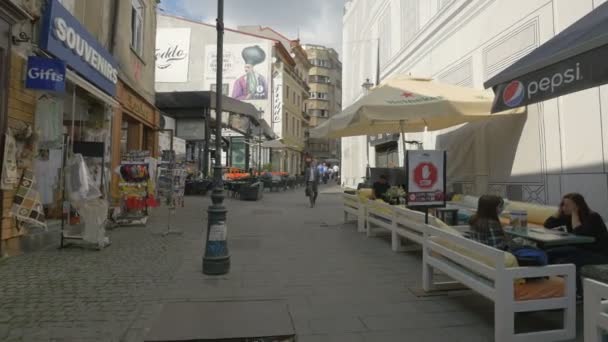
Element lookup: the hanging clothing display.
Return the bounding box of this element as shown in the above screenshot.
[12,169,46,230]
[34,149,62,205]
[1,128,19,190]
[73,198,109,246]
[35,95,64,149]
[66,154,102,202]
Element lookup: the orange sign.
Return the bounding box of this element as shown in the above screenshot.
[118,81,155,125]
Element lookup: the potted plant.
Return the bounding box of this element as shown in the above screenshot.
[384,186,406,205]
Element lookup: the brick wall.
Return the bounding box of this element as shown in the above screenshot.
[1,52,36,255]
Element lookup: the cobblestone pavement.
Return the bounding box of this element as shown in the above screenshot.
[0,185,586,341]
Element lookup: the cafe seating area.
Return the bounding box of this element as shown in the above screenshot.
[343,188,608,341]
[187,169,306,201]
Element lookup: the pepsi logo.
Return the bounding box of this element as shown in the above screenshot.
[502,81,525,107]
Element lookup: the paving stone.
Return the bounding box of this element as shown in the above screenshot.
[0,187,586,341]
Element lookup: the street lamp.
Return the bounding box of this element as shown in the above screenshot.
[361,78,374,92]
[203,0,230,275]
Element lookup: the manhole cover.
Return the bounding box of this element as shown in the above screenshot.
[145,301,295,341]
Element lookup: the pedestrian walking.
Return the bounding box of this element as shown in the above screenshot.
[305,161,320,208]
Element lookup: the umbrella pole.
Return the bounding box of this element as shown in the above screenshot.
[400,121,407,167]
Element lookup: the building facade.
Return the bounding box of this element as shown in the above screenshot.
[0,0,159,256]
[238,26,311,175]
[342,0,608,217]
[302,44,342,161]
[156,16,309,176]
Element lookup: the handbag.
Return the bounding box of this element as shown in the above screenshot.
[305,187,311,197]
[510,246,548,266]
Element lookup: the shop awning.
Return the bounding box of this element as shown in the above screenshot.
[251,119,276,140]
[155,91,261,124]
[484,2,608,113]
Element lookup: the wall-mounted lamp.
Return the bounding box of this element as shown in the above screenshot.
[12,32,30,45]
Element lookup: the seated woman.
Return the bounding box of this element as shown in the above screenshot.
[544,193,608,295]
[466,195,509,250]
[544,193,608,255]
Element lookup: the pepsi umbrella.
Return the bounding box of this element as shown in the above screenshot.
[484,1,608,113]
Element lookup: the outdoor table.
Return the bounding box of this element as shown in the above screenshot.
[505,227,595,248]
[581,264,608,283]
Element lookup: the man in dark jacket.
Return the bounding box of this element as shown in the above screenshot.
[305,161,321,208]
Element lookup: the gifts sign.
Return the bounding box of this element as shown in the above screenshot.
[406,150,446,207]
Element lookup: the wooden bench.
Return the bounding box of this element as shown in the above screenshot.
[343,193,366,233]
[583,278,608,341]
[581,265,608,341]
[423,224,576,342]
[365,201,444,252]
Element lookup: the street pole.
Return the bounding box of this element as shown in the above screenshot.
[203,0,230,275]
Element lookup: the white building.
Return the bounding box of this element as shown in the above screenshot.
[342,0,608,217]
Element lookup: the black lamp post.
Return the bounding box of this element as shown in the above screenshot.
[203,0,230,275]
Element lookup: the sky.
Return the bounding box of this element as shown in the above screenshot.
[158,0,344,56]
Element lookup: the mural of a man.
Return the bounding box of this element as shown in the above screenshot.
[232,45,268,100]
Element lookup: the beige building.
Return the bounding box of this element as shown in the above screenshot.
[302,44,342,161]
[239,26,311,175]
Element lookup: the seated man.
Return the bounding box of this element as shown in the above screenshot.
[372,175,390,201]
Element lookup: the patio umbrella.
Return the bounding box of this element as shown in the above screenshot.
[484,2,608,112]
[310,76,522,139]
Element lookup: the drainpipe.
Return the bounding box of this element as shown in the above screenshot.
[108,0,119,53]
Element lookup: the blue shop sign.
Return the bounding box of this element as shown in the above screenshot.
[39,0,118,96]
[25,56,66,92]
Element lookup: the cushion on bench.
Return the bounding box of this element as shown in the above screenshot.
[357,188,374,200]
[367,200,394,216]
[505,201,556,226]
[514,276,565,301]
[429,235,519,269]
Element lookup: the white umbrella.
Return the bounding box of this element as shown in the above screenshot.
[310,76,523,139]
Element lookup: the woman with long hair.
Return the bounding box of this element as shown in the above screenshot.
[545,193,608,255]
[468,195,508,250]
[544,193,608,296]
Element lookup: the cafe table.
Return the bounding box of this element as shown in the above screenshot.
[505,227,595,248]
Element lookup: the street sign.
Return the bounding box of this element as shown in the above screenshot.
[25,56,66,92]
[406,150,446,207]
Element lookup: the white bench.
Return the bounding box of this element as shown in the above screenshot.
[343,193,366,233]
[423,224,576,342]
[583,278,608,341]
[365,201,443,252]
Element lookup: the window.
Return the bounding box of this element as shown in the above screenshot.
[285,85,290,99]
[401,0,419,46]
[310,92,328,100]
[292,117,296,135]
[293,91,296,105]
[297,95,301,107]
[309,59,331,68]
[284,113,289,133]
[308,109,328,117]
[131,0,145,56]
[309,75,331,84]
[379,6,392,66]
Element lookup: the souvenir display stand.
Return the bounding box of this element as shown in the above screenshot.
[157,159,187,236]
[116,151,157,226]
